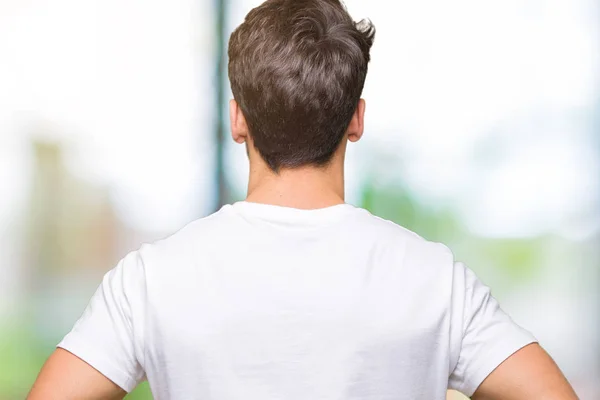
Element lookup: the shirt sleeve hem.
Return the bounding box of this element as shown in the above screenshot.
[457,332,538,397]
[57,333,139,393]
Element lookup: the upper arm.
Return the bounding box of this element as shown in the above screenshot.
[30,250,149,397]
[472,343,579,400]
[447,262,577,398]
[28,348,127,400]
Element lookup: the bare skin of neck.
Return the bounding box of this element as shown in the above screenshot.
[245,140,348,210]
[229,98,365,210]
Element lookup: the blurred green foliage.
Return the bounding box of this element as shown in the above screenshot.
[360,179,461,243]
[127,382,153,399]
[360,179,543,285]
[0,313,153,399]
[0,321,44,399]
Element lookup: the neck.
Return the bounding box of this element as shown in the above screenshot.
[245,157,346,210]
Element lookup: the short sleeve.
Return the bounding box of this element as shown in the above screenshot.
[57,250,147,393]
[448,262,538,396]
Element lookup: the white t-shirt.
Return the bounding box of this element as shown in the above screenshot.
[58,201,537,399]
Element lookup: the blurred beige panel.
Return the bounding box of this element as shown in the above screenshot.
[448,390,469,400]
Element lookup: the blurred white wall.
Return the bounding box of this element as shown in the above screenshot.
[0,0,217,315]
[0,0,217,232]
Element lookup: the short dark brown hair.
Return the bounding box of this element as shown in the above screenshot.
[228,0,375,172]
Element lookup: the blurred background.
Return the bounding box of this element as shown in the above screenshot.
[0,0,598,398]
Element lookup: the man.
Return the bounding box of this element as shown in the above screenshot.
[29,0,579,399]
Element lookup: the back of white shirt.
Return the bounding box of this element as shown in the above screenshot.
[58,201,536,399]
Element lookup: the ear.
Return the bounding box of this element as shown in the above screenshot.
[347,99,366,143]
[230,99,249,144]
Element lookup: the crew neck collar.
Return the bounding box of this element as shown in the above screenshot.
[230,201,357,227]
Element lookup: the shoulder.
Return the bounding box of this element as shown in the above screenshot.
[134,206,235,267]
[352,207,455,268]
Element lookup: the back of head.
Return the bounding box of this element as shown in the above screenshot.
[228,0,375,172]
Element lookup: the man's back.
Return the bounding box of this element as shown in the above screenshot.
[56,202,535,399]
